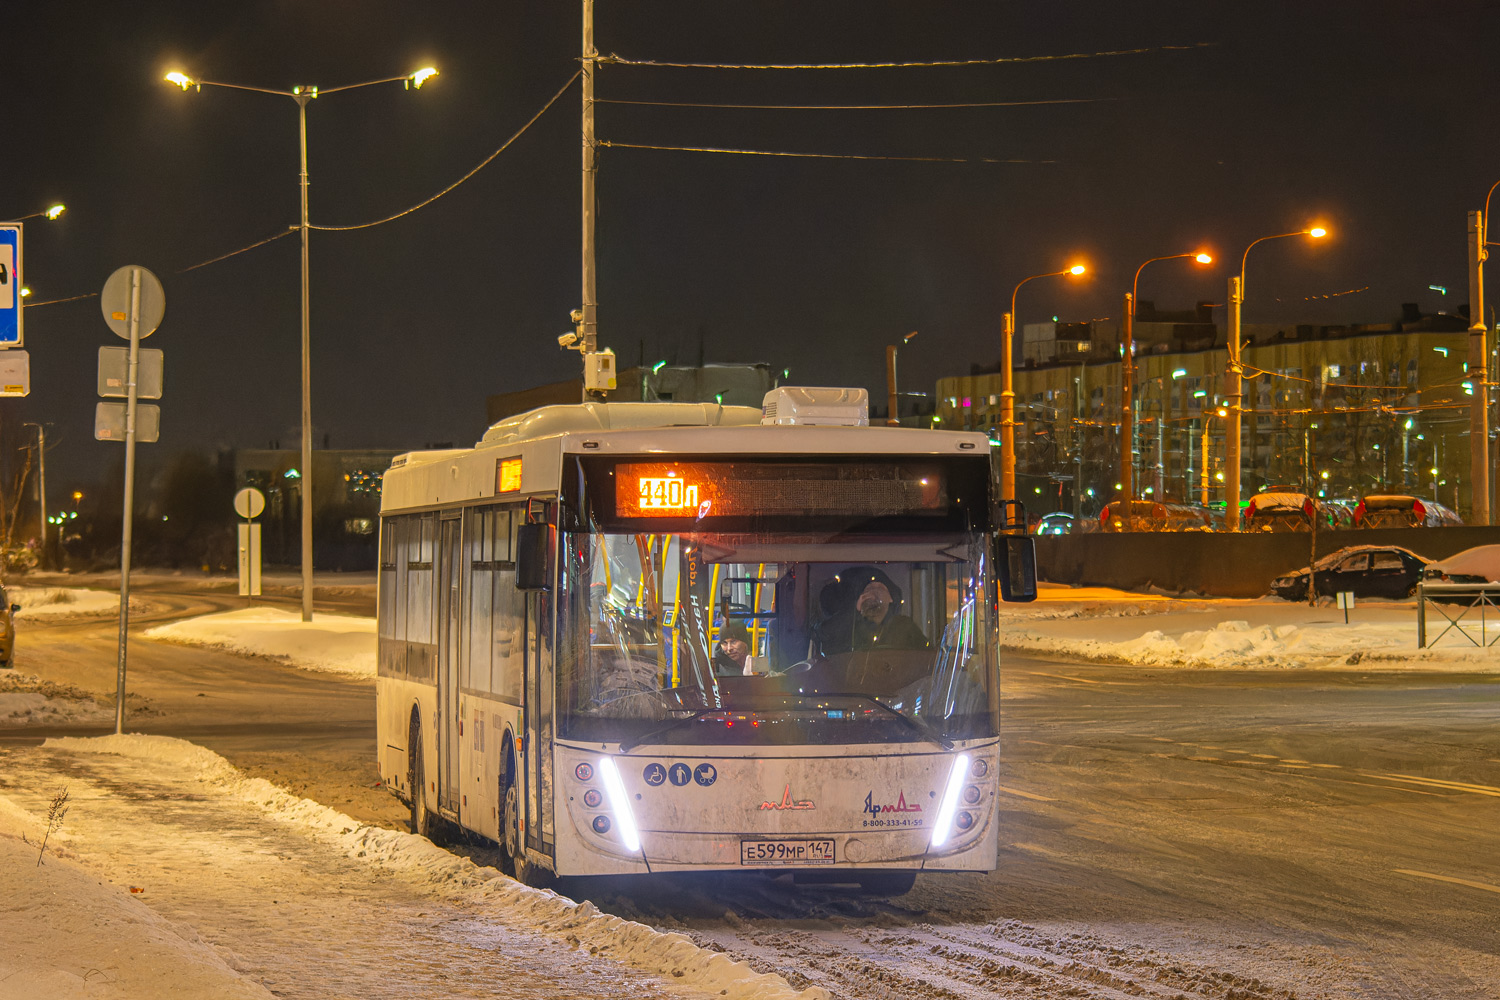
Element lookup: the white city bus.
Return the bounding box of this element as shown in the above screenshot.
[376,388,1035,892]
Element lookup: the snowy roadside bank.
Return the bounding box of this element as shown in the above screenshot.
[142,608,376,679]
[1004,615,1500,671]
[2,734,824,1000]
[0,834,273,1000]
[11,585,147,618]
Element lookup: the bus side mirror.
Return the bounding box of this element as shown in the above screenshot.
[516,522,553,591]
[998,534,1037,603]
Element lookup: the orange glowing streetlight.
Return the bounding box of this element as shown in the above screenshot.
[999,263,1088,505]
[1118,251,1217,518]
[1223,224,1332,531]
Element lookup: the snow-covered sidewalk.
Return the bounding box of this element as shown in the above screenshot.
[0,735,822,1000]
[1004,585,1500,671]
[142,607,376,678]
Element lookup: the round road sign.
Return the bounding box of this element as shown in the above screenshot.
[100,265,166,340]
[233,487,266,520]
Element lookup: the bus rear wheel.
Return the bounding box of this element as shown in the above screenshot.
[503,784,552,888]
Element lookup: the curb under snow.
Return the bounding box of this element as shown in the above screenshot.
[46,734,826,1000]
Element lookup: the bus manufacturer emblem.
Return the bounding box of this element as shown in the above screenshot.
[759,784,815,811]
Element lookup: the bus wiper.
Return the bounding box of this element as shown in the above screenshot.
[819,692,954,750]
[618,709,718,753]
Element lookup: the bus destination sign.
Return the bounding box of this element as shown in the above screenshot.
[613,461,948,520]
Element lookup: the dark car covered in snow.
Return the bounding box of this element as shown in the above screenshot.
[1269,545,1430,601]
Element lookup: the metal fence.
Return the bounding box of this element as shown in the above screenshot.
[1415,583,1500,648]
[1035,526,1500,599]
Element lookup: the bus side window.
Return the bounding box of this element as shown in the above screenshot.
[492,510,524,702]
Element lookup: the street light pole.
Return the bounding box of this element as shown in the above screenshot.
[1223,228,1327,531]
[1119,252,1212,527]
[165,67,437,621]
[886,330,918,426]
[1002,264,1085,504]
[297,91,314,621]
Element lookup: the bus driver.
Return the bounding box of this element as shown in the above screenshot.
[815,566,929,655]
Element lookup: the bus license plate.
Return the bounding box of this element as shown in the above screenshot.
[740,839,835,866]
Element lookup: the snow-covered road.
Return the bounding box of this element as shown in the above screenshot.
[0,736,816,1000]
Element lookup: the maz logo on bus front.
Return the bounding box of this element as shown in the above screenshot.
[638,474,699,510]
[864,791,923,817]
[759,784,815,810]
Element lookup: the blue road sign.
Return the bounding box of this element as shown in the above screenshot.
[0,225,21,348]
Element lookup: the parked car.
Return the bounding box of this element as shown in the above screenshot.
[1355,494,1464,528]
[1244,491,1324,532]
[1269,545,1430,601]
[1098,500,1213,532]
[1034,512,1076,535]
[1422,544,1500,585]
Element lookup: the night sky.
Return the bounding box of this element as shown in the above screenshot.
[9,1,1500,485]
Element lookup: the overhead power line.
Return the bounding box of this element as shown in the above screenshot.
[598,140,1054,165]
[599,42,1213,71]
[311,70,581,232]
[179,228,296,273]
[596,96,1111,111]
[24,70,584,307]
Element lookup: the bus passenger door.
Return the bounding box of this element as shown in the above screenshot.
[437,515,462,815]
[524,586,555,855]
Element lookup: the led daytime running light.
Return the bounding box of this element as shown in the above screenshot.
[929,752,971,848]
[597,757,642,853]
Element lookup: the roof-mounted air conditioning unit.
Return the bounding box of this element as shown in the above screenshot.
[761,387,869,426]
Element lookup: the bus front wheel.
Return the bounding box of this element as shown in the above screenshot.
[503,784,552,888]
[408,717,440,843]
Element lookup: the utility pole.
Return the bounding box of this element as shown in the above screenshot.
[1000,311,1016,502]
[581,0,599,365]
[1119,292,1134,524]
[1468,209,1489,525]
[1225,275,1243,531]
[23,423,44,570]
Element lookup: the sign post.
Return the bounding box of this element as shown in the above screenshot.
[99,265,165,735]
[234,488,266,597]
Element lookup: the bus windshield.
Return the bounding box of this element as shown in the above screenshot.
[556,530,998,746]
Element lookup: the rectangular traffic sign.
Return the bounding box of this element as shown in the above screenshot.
[0,225,21,348]
[97,346,164,399]
[94,401,160,443]
[0,351,29,396]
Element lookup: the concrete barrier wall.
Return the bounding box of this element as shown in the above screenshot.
[1034,527,1500,598]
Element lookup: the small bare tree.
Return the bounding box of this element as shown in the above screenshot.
[36,787,69,866]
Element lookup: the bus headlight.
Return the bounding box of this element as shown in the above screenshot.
[597,757,642,853]
[929,752,971,849]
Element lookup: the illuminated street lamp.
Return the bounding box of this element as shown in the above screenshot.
[164,66,437,621]
[1001,264,1086,505]
[1224,226,1329,531]
[1118,252,1213,522]
[1,203,66,223]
